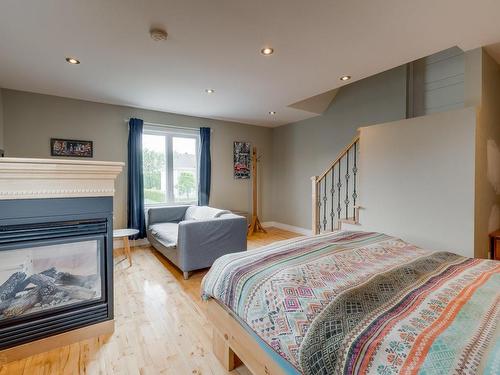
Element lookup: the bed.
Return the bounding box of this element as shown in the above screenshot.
[201,231,500,375]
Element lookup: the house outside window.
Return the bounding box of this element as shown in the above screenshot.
[142,125,199,206]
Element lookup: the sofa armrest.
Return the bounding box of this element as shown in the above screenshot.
[177,214,247,271]
[147,205,191,227]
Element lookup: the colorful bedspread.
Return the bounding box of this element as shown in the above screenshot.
[201,231,500,374]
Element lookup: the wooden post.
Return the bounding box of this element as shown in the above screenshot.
[311,176,319,235]
[123,236,132,267]
[252,147,258,220]
[247,146,266,236]
[212,328,237,371]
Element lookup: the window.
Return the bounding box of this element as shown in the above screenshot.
[142,125,199,206]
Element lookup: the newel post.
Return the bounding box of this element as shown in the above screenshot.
[311,176,319,235]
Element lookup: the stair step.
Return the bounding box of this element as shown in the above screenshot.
[338,218,358,224]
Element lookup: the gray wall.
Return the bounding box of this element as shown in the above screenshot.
[0,89,4,151]
[411,47,465,116]
[271,66,408,229]
[1,89,273,228]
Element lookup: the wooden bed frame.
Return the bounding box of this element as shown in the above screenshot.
[207,299,286,375]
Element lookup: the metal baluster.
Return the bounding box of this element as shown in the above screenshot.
[317,184,321,232]
[330,168,335,231]
[323,177,327,231]
[345,149,350,219]
[337,161,342,225]
[352,141,358,219]
[318,197,321,232]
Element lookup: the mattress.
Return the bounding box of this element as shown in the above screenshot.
[202,231,500,374]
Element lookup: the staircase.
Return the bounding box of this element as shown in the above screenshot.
[311,135,360,234]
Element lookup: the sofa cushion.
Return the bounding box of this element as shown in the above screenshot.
[149,222,179,248]
[184,206,231,221]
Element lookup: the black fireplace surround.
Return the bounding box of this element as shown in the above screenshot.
[0,197,113,350]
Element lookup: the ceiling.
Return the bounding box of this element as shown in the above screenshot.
[1,1,500,127]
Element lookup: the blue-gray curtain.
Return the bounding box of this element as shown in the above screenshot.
[198,127,211,206]
[127,118,146,238]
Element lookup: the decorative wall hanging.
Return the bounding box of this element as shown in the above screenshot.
[233,141,250,179]
[50,138,93,158]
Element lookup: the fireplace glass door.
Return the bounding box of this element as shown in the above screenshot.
[0,237,103,322]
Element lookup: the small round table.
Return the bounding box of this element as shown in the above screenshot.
[113,228,139,267]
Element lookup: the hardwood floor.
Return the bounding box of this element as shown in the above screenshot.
[0,227,301,375]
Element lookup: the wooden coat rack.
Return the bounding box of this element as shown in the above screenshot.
[247,146,267,236]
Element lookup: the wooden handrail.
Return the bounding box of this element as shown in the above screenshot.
[318,135,359,181]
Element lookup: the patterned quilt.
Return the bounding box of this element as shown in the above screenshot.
[201,231,500,374]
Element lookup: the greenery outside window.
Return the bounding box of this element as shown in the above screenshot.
[142,125,199,206]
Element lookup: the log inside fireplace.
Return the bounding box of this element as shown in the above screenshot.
[0,267,99,319]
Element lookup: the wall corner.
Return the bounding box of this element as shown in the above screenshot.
[0,88,4,153]
[464,48,483,107]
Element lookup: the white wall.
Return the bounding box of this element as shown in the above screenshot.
[354,107,477,257]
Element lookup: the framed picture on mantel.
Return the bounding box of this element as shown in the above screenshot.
[50,138,93,158]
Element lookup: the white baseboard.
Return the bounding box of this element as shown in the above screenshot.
[261,221,312,236]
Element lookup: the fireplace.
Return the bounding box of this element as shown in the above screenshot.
[0,197,113,350]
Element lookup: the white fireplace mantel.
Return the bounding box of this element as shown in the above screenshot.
[0,158,124,200]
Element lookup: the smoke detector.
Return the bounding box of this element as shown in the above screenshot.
[150,28,168,42]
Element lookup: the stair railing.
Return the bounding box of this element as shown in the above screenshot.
[311,135,360,234]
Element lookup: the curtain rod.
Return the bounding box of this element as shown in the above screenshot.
[125,119,214,133]
[124,118,202,132]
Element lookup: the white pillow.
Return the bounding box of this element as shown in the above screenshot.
[184,206,231,220]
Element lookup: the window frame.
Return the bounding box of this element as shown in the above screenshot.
[142,124,200,207]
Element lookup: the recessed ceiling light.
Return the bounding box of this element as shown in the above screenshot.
[261,47,274,56]
[340,75,351,81]
[205,89,215,94]
[65,57,80,65]
[269,111,276,115]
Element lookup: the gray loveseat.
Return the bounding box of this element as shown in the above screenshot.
[147,205,247,279]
